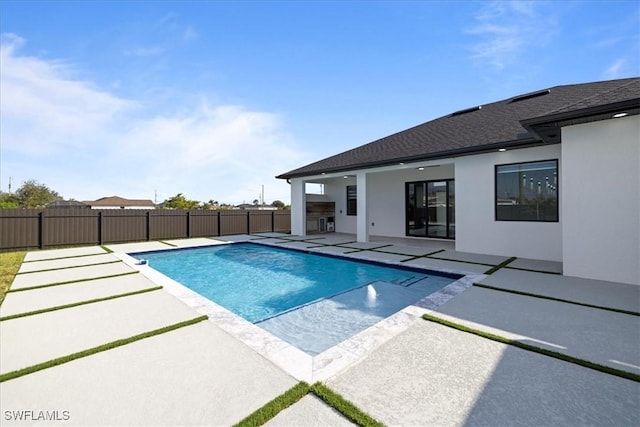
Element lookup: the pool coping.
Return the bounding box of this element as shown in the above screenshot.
[114,240,483,382]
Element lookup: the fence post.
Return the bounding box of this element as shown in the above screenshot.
[98,211,103,245]
[38,211,45,249]
[271,211,275,232]
[146,211,151,241]
[247,210,251,235]
[217,211,221,236]
[186,211,191,238]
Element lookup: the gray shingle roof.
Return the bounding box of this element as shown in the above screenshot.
[277,77,639,179]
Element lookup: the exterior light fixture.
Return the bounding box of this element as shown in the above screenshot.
[399,162,405,165]
[417,167,425,171]
[499,148,507,152]
[343,176,349,179]
[613,112,628,118]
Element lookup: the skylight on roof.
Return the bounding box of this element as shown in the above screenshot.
[451,105,482,116]
[510,89,551,103]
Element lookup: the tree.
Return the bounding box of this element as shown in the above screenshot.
[0,192,19,209]
[252,199,260,206]
[15,180,60,208]
[271,200,285,209]
[161,193,201,210]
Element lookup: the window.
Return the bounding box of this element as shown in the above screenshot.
[495,160,558,221]
[346,185,357,216]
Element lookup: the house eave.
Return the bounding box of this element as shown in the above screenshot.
[521,99,640,144]
[276,137,545,180]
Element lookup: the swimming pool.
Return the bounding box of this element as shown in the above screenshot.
[135,243,460,354]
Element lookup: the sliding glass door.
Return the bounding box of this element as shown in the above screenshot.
[406,180,455,239]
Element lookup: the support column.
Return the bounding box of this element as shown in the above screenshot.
[290,178,306,236]
[356,172,369,242]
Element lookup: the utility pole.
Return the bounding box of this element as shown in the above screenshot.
[8,176,12,193]
[261,184,264,208]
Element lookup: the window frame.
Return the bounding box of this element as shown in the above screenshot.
[346,185,357,216]
[494,159,559,222]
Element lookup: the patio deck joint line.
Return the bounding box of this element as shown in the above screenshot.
[0,286,163,321]
[422,313,640,383]
[17,260,122,275]
[504,266,563,275]
[159,241,178,247]
[423,248,446,256]
[6,271,139,293]
[233,382,310,427]
[473,283,640,316]
[310,382,386,427]
[233,382,385,427]
[425,255,494,267]
[0,315,208,383]
[483,256,518,275]
[22,252,108,263]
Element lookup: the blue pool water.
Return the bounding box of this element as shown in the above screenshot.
[136,243,459,354]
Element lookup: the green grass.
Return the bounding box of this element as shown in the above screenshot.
[0,315,208,383]
[422,313,640,383]
[233,382,311,427]
[16,260,122,274]
[0,286,163,321]
[0,251,26,306]
[483,256,517,275]
[311,382,386,427]
[6,271,139,293]
[473,283,640,316]
[233,381,386,427]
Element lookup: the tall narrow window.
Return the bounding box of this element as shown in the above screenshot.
[495,160,558,221]
[346,185,357,216]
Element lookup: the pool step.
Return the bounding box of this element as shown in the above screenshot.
[395,275,427,287]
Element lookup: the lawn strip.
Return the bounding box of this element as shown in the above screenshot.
[0,251,25,306]
[100,245,114,253]
[0,315,208,383]
[504,266,562,275]
[233,382,310,427]
[426,255,493,268]
[422,313,640,383]
[0,286,163,321]
[159,241,178,247]
[22,251,108,263]
[423,249,445,256]
[16,260,122,275]
[473,283,639,316]
[6,271,139,293]
[483,256,517,275]
[311,382,386,427]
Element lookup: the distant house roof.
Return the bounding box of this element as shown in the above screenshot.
[277,78,639,179]
[45,200,89,208]
[84,196,155,208]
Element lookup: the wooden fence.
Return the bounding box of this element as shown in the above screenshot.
[0,208,291,251]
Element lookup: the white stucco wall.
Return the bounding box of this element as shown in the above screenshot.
[320,164,455,237]
[290,178,305,235]
[455,145,563,261]
[561,115,640,285]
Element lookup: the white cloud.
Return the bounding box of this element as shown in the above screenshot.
[467,1,555,69]
[604,58,625,80]
[124,46,164,57]
[0,34,308,204]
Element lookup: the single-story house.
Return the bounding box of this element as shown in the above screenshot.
[83,196,156,210]
[277,77,639,285]
[45,200,90,208]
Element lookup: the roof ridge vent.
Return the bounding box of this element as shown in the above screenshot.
[451,105,482,116]
[510,88,551,103]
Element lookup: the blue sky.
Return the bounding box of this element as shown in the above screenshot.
[1,1,638,205]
